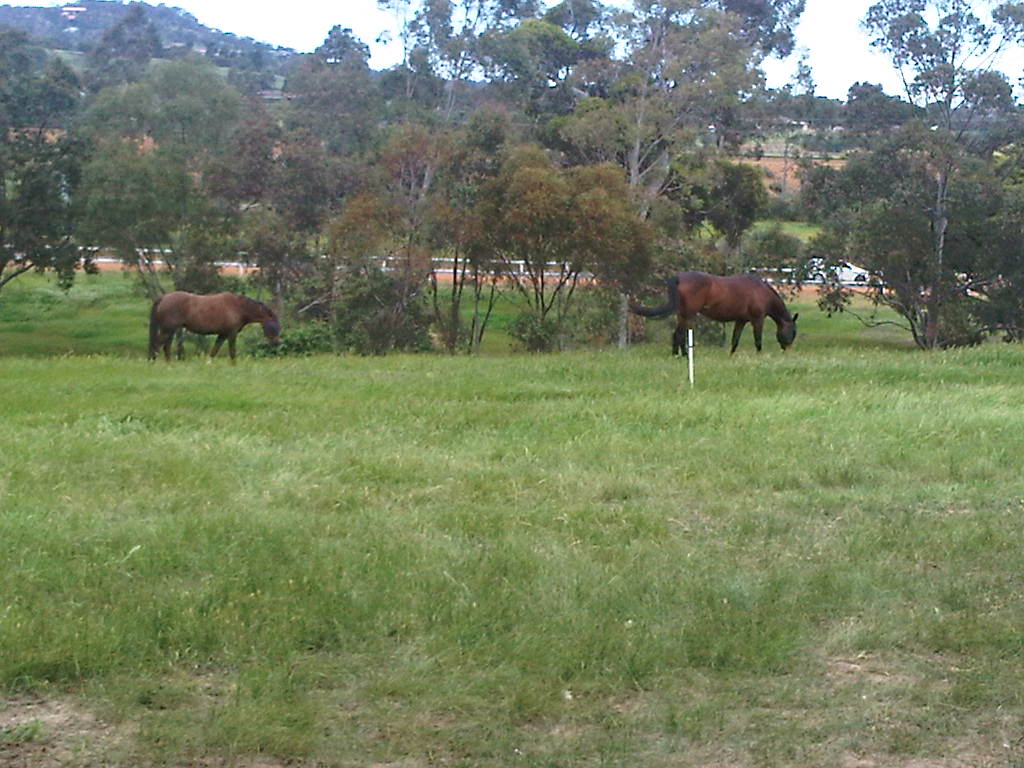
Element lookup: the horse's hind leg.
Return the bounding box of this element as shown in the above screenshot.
[672,323,687,357]
[730,320,746,354]
[209,334,227,362]
[158,329,174,362]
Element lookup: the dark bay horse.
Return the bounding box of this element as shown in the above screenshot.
[630,271,798,356]
[149,291,281,363]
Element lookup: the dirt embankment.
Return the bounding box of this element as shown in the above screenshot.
[740,155,847,195]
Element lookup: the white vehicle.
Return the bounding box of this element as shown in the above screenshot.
[805,259,874,285]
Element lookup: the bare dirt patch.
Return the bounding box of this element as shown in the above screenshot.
[739,155,847,194]
[1,694,297,767]
[0,695,129,767]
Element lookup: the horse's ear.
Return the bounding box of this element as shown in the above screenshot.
[792,313,799,322]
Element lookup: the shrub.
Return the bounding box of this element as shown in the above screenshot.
[507,311,559,352]
[333,269,431,355]
[249,321,334,357]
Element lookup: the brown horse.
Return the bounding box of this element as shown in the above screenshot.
[149,291,281,363]
[630,271,798,357]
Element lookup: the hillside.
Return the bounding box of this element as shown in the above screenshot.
[0,0,295,63]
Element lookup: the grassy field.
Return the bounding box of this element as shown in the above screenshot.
[751,219,822,242]
[2,273,1024,767]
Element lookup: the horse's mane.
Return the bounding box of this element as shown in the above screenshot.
[238,294,274,317]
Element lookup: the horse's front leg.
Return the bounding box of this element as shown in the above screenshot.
[730,320,746,354]
[175,329,186,360]
[752,318,764,352]
[227,333,238,365]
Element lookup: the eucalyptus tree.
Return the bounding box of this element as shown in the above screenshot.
[557,0,799,215]
[77,56,242,298]
[0,30,86,298]
[426,106,515,354]
[715,0,806,57]
[552,1,790,344]
[816,0,1024,347]
[806,123,1023,348]
[84,2,163,92]
[379,0,540,120]
[284,26,381,157]
[843,81,923,141]
[475,145,652,350]
[477,17,587,119]
[316,126,449,354]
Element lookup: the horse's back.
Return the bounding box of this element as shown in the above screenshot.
[674,272,714,309]
[154,291,245,334]
[678,271,775,320]
[153,291,195,323]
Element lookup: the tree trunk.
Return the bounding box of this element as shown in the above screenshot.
[925,167,950,349]
[618,292,630,349]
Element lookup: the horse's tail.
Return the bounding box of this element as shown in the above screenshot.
[628,275,680,317]
[148,297,162,360]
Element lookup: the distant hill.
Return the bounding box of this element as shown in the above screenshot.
[0,1,296,65]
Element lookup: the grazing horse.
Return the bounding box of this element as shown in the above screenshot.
[149,291,281,363]
[630,271,798,357]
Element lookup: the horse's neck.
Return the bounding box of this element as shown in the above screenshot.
[766,293,791,324]
[237,295,261,316]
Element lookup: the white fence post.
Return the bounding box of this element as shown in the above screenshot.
[687,329,694,387]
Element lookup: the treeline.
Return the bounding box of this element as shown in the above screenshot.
[2,0,1023,352]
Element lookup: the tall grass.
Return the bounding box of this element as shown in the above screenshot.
[2,274,1024,766]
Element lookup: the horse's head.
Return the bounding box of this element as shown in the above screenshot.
[259,304,281,343]
[776,312,798,350]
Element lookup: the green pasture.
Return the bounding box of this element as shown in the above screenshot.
[751,219,821,242]
[2,273,1024,767]
[0,272,147,357]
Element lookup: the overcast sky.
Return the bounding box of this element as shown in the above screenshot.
[15,0,1024,100]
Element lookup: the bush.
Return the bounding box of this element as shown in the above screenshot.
[333,269,431,355]
[566,287,623,347]
[249,321,334,357]
[762,195,801,221]
[507,312,559,352]
[938,298,987,348]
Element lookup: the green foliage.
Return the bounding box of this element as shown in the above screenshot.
[285,28,380,157]
[803,121,1024,348]
[77,56,243,298]
[844,81,923,140]
[478,147,653,335]
[704,160,770,249]
[737,221,804,274]
[84,2,162,91]
[169,215,241,294]
[332,268,432,355]
[507,310,559,351]
[864,0,1023,129]
[0,30,84,295]
[0,720,44,744]
[83,55,241,153]
[249,319,334,357]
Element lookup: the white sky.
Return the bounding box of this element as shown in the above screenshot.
[15,0,1024,100]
